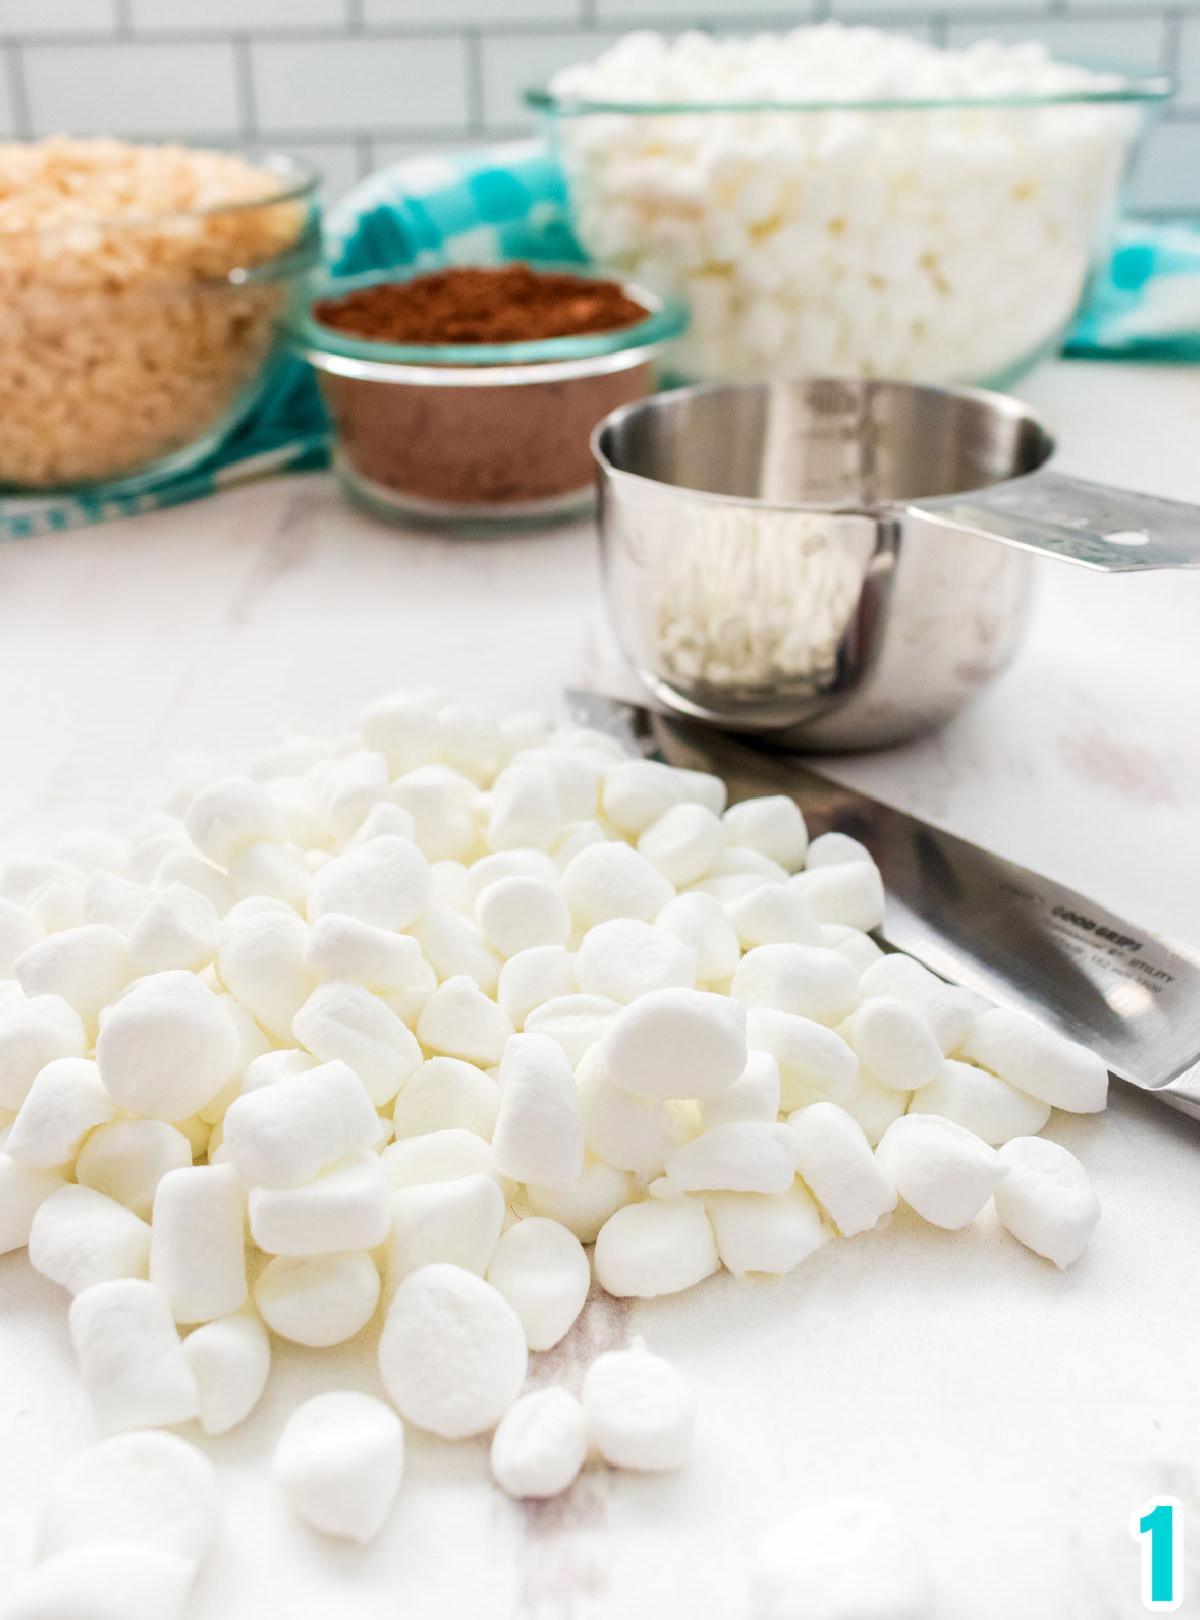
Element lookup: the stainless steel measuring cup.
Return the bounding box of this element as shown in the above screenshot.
[593,377,1200,751]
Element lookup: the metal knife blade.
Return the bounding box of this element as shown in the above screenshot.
[569,691,1200,1121]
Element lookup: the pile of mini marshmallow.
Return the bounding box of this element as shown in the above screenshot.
[548,26,1136,384]
[0,690,1104,1617]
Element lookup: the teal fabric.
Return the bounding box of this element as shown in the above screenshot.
[4,136,1197,540]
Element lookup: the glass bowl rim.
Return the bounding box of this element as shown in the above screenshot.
[289,261,690,368]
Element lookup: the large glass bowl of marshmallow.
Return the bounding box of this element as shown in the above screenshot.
[529,27,1169,387]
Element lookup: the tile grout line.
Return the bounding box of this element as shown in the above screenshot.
[4,41,31,140]
[465,28,485,139]
[233,34,257,142]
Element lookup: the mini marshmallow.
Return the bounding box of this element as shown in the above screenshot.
[436,701,501,784]
[68,1277,198,1433]
[747,1008,858,1111]
[578,1049,672,1176]
[185,777,285,867]
[392,1056,501,1140]
[575,918,695,1004]
[839,1070,909,1148]
[378,1263,528,1439]
[487,765,564,851]
[552,819,607,869]
[732,944,858,1028]
[153,849,234,917]
[217,905,317,1043]
[512,748,600,823]
[663,1122,798,1195]
[857,954,985,1054]
[876,1113,1007,1229]
[805,832,875,869]
[486,1216,590,1351]
[821,924,885,977]
[491,1386,588,1500]
[637,802,725,887]
[248,1151,391,1255]
[240,1048,319,1091]
[409,903,501,995]
[464,849,560,909]
[593,1198,719,1297]
[0,896,43,977]
[29,1185,152,1294]
[0,994,88,1111]
[962,1008,1109,1113]
[527,1156,635,1244]
[429,859,471,908]
[0,1153,65,1253]
[390,765,479,862]
[311,748,390,843]
[227,840,310,909]
[382,1128,500,1190]
[750,1497,931,1620]
[347,800,417,849]
[497,945,575,1027]
[150,1164,247,1323]
[14,925,134,1037]
[561,837,680,932]
[790,861,886,932]
[993,1135,1100,1267]
[723,796,808,871]
[218,1061,381,1189]
[183,1310,271,1435]
[361,691,440,776]
[6,1058,115,1169]
[293,980,422,1106]
[26,871,86,933]
[699,1049,781,1128]
[75,1121,193,1220]
[848,997,942,1093]
[786,1102,897,1237]
[387,1172,505,1285]
[264,774,329,849]
[255,1251,381,1347]
[274,1391,405,1545]
[37,1429,220,1563]
[95,971,238,1122]
[654,891,742,983]
[602,760,725,835]
[475,876,571,958]
[523,993,621,1066]
[1,856,68,908]
[128,884,220,975]
[307,835,433,933]
[707,847,792,883]
[4,1544,195,1620]
[491,1033,584,1192]
[727,883,822,949]
[917,1058,1051,1145]
[417,975,514,1067]
[582,1337,695,1471]
[602,987,747,1101]
[708,1182,829,1276]
[304,914,428,994]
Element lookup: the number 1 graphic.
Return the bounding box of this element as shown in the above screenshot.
[1131,1496,1184,1611]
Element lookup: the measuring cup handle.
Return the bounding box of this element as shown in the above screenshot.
[908,469,1200,572]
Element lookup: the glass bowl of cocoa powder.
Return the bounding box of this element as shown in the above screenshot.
[290,261,687,528]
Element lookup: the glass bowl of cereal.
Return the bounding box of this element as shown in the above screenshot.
[0,138,320,491]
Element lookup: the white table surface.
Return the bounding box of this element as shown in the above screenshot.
[2,359,1200,1620]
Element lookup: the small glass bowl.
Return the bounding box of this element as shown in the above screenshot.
[290,263,689,529]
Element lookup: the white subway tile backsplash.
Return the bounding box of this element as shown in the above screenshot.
[0,0,115,36]
[366,0,578,24]
[24,42,240,137]
[1128,120,1200,211]
[0,51,13,135]
[597,0,802,16]
[1177,17,1200,110]
[944,15,1166,70]
[131,0,348,31]
[481,29,621,129]
[252,36,468,134]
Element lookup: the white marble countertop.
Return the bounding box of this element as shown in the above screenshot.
[2,359,1199,1620]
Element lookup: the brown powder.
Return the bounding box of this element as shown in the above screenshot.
[313,263,650,347]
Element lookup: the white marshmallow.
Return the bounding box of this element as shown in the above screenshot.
[264,774,329,848]
[378,1263,528,1439]
[347,800,417,849]
[306,835,433,933]
[218,901,317,1047]
[732,944,858,1027]
[227,840,310,909]
[1,856,68,908]
[150,1164,247,1323]
[387,1172,505,1285]
[805,831,875,869]
[699,1049,781,1128]
[361,691,440,776]
[786,1102,897,1237]
[486,1216,590,1351]
[723,796,808,871]
[993,1135,1100,1267]
[857,954,984,1054]
[476,876,571,958]
[602,987,747,1101]
[523,993,621,1067]
[153,849,234,917]
[0,1152,65,1254]
[551,819,607,869]
[0,896,43,977]
[663,1121,798,1194]
[275,1391,405,1545]
[255,1251,381,1346]
[654,890,742,983]
[637,802,725,887]
[29,1185,152,1294]
[491,1386,588,1499]
[727,883,821,949]
[68,1277,198,1433]
[392,1056,501,1140]
[95,971,238,1122]
[578,1048,672,1176]
[304,914,428,994]
[821,924,885,977]
[75,1121,193,1220]
[409,903,501,995]
[527,1156,635,1244]
[582,1337,695,1471]
[708,1182,828,1275]
[311,748,390,843]
[37,1428,219,1564]
[848,997,942,1093]
[575,918,695,1005]
[512,748,599,823]
[436,702,501,784]
[390,765,479,862]
[497,945,575,1027]
[417,975,514,1066]
[128,884,219,975]
[6,1058,115,1169]
[0,994,88,1111]
[917,1058,1051,1145]
[4,1544,195,1620]
[560,840,675,928]
[750,1498,931,1620]
[429,858,471,908]
[839,1070,910,1148]
[26,871,86,933]
[962,1008,1108,1113]
[492,1033,584,1192]
[240,1048,318,1091]
[183,1310,271,1435]
[221,1061,382,1189]
[593,1197,719,1297]
[185,777,285,866]
[383,1128,501,1190]
[487,765,564,851]
[293,980,422,1106]
[463,849,560,909]
[747,1008,858,1111]
[248,1151,391,1255]
[14,925,134,1037]
[876,1113,1007,1229]
[602,760,725,835]
[790,861,886,932]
